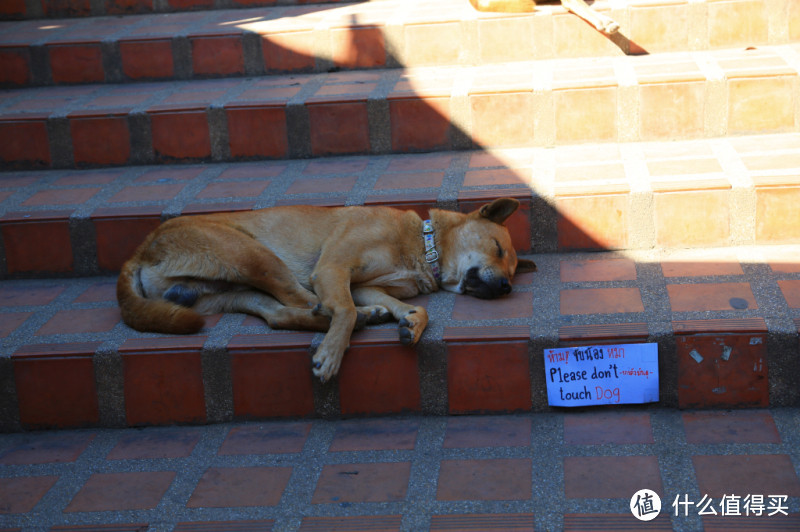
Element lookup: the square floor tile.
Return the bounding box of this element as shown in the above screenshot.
[329,419,419,452]
[0,476,58,514]
[443,416,531,448]
[187,467,292,508]
[285,176,358,195]
[0,284,65,307]
[107,428,202,460]
[564,412,654,445]
[312,462,410,504]
[560,259,637,283]
[299,516,401,531]
[218,423,311,455]
[564,513,672,531]
[778,279,800,308]
[0,432,95,465]
[560,288,644,315]
[693,454,800,498]
[452,291,532,321]
[35,308,121,335]
[437,459,532,501]
[430,513,535,531]
[683,411,780,444]
[65,471,176,512]
[564,456,662,499]
[667,283,757,312]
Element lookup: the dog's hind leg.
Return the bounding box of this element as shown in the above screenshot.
[173,222,321,310]
[194,291,332,331]
[352,287,429,346]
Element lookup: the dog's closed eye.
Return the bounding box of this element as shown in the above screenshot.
[494,239,504,258]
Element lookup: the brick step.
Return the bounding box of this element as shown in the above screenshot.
[2,244,800,431]
[2,133,799,278]
[2,0,797,87]
[1,0,354,20]
[2,44,799,170]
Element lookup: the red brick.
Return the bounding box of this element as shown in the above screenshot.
[452,291,532,321]
[0,312,31,337]
[0,284,65,307]
[300,516,401,531]
[331,26,386,68]
[1,213,72,274]
[675,324,768,408]
[437,459,532,501]
[338,337,421,416]
[286,175,357,195]
[564,412,654,445]
[0,432,95,465]
[219,422,311,455]
[107,429,202,459]
[693,454,800,498]
[191,35,244,76]
[0,119,51,167]
[667,282,757,312]
[120,337,207,426]
[48,44,105,84]
[389,97,451,152]
[683,410,780,444]
[168,0,213,8]
[431,514,535,531]
[36,308,121,335]
[119,39,174,80]
[312,462,410,503]
[330,419,419,452]
[23,187,100,207]
[307,102,370,156]
[262,32,316,72]
[92,208,162,271]
[226,105,288,158]
[106,0,154,14]
[228,335,315,419]
[65,471,176,512]
[0,47,31,86]
[443,416,531,448]
[557,194,629,251]
[0,0,26,16]
[150,110,211,160]
[560,287,644,315]
[188,467,292,508]
[42,0,90,16]
[564,456,663,499]
[446,339,531,414]
[70,115,131,166]
[564,514,672,531]
[0,477,59,514]
[12,343,101,429]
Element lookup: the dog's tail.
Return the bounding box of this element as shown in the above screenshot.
[116,260,205,335]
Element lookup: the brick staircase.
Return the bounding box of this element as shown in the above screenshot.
[1,0,799,432]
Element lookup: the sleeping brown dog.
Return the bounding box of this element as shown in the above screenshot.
[469,0,620,34]
[117,198,536,382]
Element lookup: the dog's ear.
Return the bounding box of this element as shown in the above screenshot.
[478,198,520,225]
[515,258,537,274]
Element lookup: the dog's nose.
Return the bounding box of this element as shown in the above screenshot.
[498,277,511,295]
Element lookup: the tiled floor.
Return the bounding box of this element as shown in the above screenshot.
[1,409,799,530]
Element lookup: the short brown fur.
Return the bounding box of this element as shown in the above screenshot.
[117,199,536,381]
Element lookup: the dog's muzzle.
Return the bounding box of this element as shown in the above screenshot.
[464,267,512,299]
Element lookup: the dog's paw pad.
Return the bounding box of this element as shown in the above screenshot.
[354,311,368,330]
[399,326,414,345]
[398,317,411,328]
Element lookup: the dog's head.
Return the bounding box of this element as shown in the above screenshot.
[438,198,537,299]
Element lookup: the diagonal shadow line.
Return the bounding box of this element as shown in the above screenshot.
[232,1,653,254]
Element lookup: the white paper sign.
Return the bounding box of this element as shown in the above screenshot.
[544,343,659,407]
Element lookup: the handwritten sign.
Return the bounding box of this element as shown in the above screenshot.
[544,343,659,407]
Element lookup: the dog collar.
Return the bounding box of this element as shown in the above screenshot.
[422,219,441,282]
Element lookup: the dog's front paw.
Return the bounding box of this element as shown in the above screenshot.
[312,346,343,383]
[397,307,428,346]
